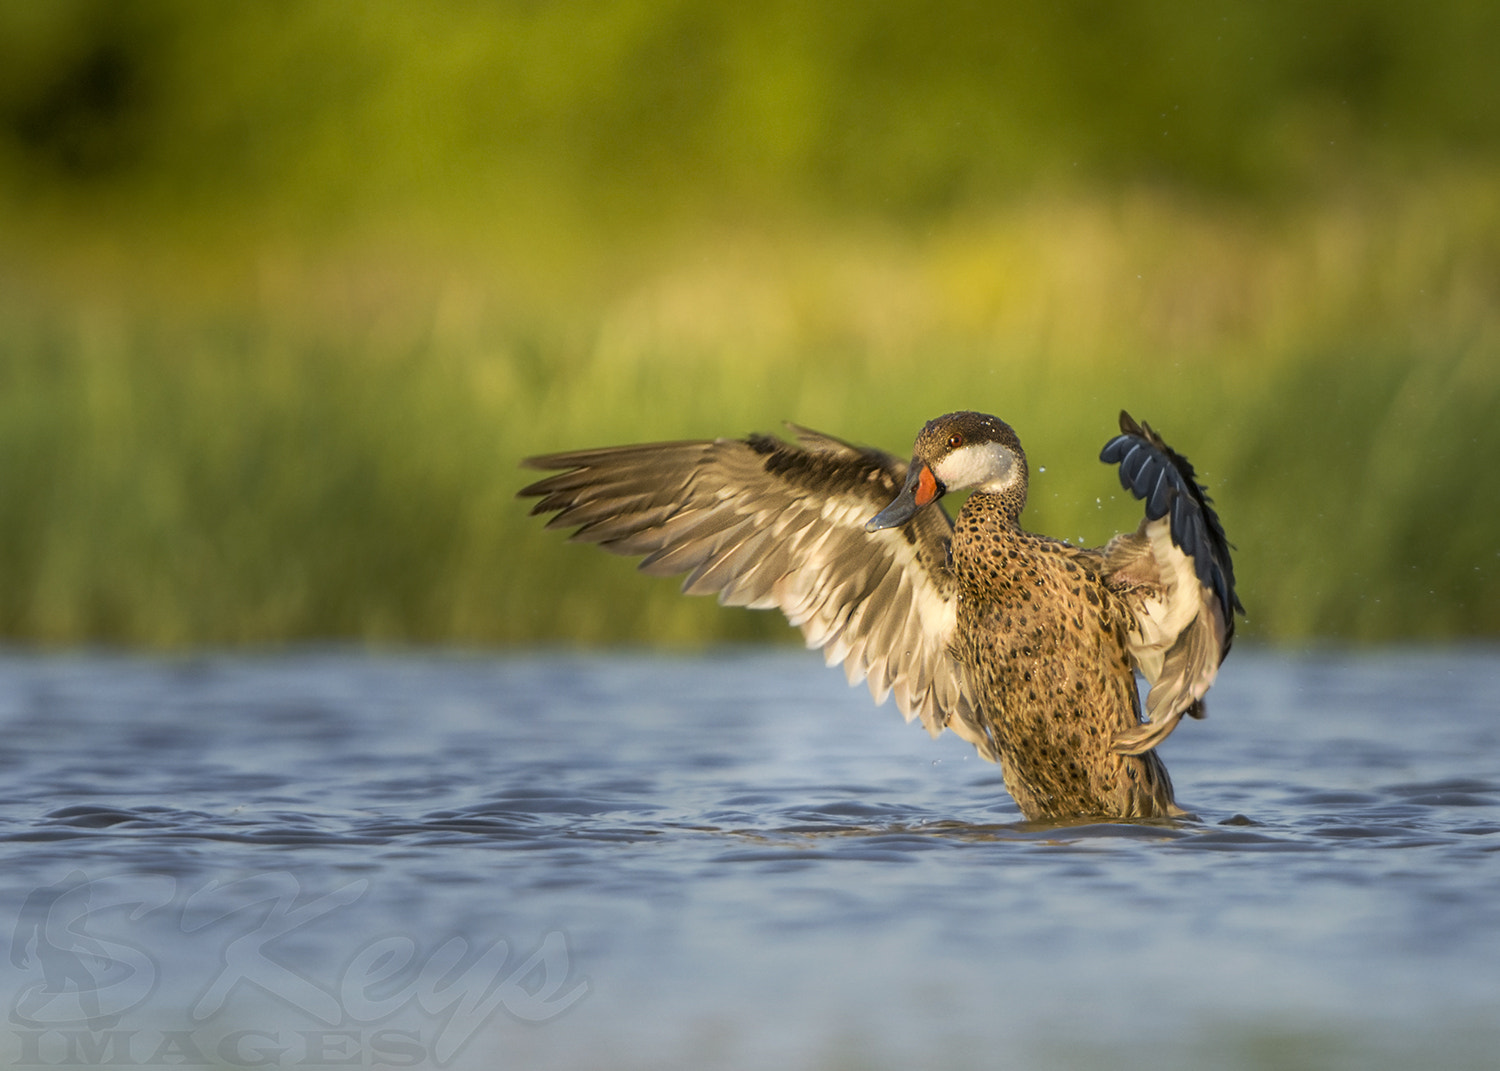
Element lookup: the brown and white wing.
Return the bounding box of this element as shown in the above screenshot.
[519,425,977,740]
[1099,411,1244,755]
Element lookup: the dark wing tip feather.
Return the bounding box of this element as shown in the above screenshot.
[1100,411,1244,622]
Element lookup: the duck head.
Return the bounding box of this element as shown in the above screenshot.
[865,411,1029,531]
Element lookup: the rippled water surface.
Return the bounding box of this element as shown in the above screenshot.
[1,647,1497,1070]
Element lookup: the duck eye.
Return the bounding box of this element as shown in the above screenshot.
[947,433,965,450]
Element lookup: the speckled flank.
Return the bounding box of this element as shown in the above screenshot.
[950,494,1177,820]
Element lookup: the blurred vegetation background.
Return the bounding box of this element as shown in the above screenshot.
[0,1,1496,648]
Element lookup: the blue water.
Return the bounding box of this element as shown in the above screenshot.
[0,647,1497,1070]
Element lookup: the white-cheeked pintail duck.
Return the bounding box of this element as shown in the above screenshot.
[520,411,1243,821]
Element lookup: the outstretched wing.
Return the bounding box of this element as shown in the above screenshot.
[519,426,977,741]
[1099,411,1244,755]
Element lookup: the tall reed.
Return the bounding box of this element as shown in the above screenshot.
[2,184,1496,646]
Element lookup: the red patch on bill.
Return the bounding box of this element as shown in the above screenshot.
[915,465,939,506]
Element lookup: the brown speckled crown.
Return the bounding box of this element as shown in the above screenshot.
[913,411,1025,467]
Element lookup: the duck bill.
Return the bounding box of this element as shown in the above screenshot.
[865,461,944,532]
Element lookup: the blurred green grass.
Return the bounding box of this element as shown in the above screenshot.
[3,180,1497,647]
[1,3,1497,646]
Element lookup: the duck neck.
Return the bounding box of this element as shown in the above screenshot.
[959,482,1027,532]
[949,490,1029,595]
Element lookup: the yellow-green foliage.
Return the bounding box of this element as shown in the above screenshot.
[3,180,1498,646]
[1,4,1497,646]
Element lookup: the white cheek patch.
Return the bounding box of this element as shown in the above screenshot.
[933,442,1018,492]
